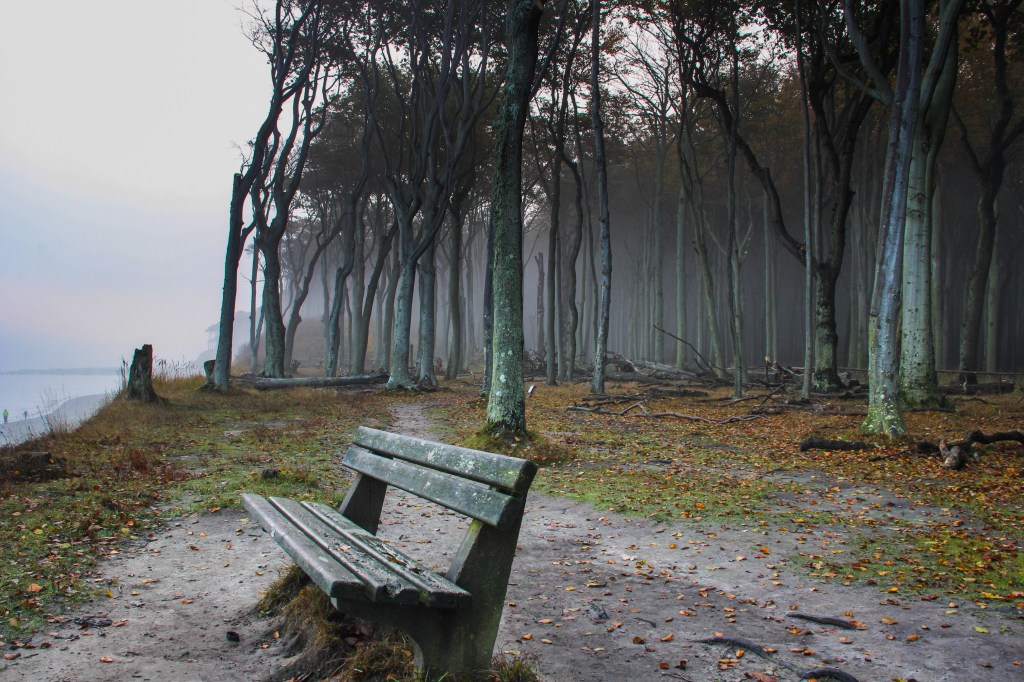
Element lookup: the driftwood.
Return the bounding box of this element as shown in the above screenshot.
[241,373,388,391]
[799,438,876,452]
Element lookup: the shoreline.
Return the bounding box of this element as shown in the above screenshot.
[0,393,113,447]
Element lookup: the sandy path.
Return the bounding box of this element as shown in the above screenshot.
[4,401,1021,681]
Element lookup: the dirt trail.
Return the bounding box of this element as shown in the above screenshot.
[4,401,1021,681]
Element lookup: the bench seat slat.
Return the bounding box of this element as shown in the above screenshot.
[303,501,469,608]
[267,496,423,605]
[241,493,367,601]
[343,446,522,529]
[354,426,537,494]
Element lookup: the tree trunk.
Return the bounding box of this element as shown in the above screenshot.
[984,233,1000,373]
[590,0,612,395]
[486,0,542,432]
[249,244,262,372]
[675,186,688,368]
[725,34,744,398]
[482,215,494,395]
[762,191,776,364]
[545,177,560,385]
[215,175,249,390]
[381,249,400,372]
[862,0,925,437]
[260,241,287,378]
[535,253,545,357]
[417,237,438,388]
[446,213,464,380]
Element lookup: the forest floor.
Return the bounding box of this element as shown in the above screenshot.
[0,378,1021,681]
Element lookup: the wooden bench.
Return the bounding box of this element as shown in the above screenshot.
[242,426,537,680]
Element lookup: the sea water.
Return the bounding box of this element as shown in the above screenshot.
[0,370,122,422]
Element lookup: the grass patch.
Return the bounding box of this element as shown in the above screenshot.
[461,429,575,466]
[428,380,1023,604]
[0,377,388,641]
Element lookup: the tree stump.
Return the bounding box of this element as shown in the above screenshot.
[200,359,217,390]
[126,344,160,403]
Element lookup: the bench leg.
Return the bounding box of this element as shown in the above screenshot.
[331,600,493,681]
[331,518,523,680]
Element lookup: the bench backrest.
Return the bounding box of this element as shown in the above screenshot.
[342,426,537,531]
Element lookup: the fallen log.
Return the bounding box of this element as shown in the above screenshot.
[603,372,668,384]
[910,429,1024,470]
[917,429,1024,454]
[646,387,710,398]
[799,438,876,452]
[568,403,765,425]
[939,381,1014,395]
[241,373,387,391]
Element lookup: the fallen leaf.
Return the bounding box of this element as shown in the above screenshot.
[660,633,674,642]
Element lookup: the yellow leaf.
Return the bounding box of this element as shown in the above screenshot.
[975,626,989,634]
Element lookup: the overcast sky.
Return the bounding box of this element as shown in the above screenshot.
[0,1,270,370]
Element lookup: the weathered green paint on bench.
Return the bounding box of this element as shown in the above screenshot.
[241,493,367,601]
[353,426,536,493]
[303,501,469,607]
[342,446,523,529]
[243,428,537,681]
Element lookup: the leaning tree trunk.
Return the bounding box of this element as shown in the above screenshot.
[126,344,160,403]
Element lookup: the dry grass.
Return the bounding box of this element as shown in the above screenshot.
[0,377,388,639]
